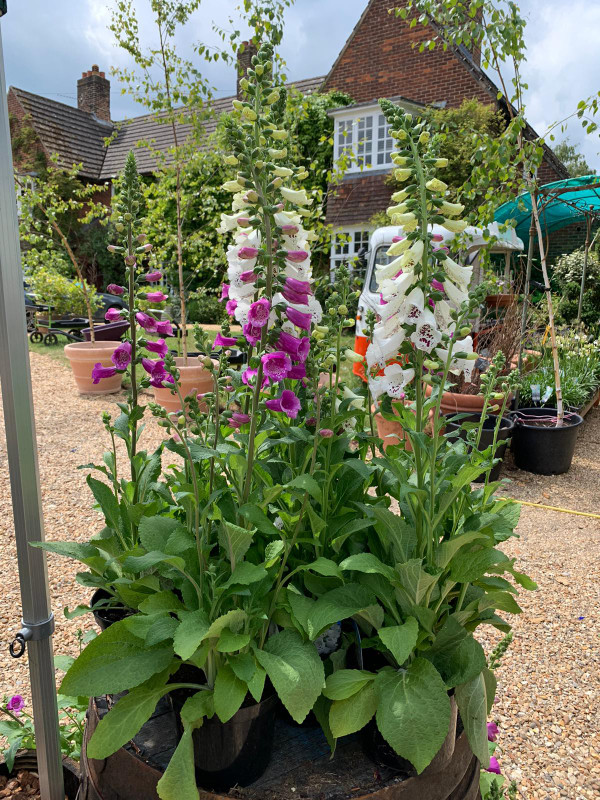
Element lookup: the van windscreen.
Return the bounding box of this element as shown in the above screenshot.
[369,246,393,292]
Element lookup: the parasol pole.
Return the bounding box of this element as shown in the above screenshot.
[576,214,592,326]
[0,15,65,800]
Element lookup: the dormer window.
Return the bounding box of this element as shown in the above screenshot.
[333,106,394,173]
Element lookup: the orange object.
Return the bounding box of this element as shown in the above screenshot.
[153,356,214,414]
[353,334,369,382]
[425,384,511,415]
[64,341,122,395]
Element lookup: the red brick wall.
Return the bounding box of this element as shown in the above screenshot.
[323,0,492,108]
[7,89,47,172]
[326,172,391,226]
[546,220,598,266]
[91,183,112,208]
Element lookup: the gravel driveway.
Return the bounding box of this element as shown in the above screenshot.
[0,351,598,799]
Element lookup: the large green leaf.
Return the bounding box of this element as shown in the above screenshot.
[87,476,122,535]
[340,553,396,582]
[434,532,489,569]
[217,629,251,653]
[307,584,375,639]
[238,504,283,536]
[204,609,247,640]
[31,540,105,573]
[394,560,440,605]
[156,728,199,800]
[255,630,325,723]
[218,521,254,569]
[330,682,378,739]
[287,474,322,502]
[323,669,376,701]
[481,667,497,715]
[60,620,173,696]
[370,507,416,562]
[139,591,184,614]
[426,618,486,688]
[378,617,418,667]
[375,659,451,774]
[214,664,247,723]
[449,548,509,583]
[87,682,167,759]
[138,516,190,554]
[173,610,210,661]
[301,557,343,580]
[222,562,268,589]
[478,591,522,615]
[121,550,186,574]
[455,673,490,766]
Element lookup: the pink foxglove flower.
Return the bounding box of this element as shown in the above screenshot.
[230,412,251,428]
[265,389,301,419]
[242,367,269,389]
[243,322,262,346]
[146,291,168,303]
[155,319,174,337]
[111,341,132,370]
[487,722,499,742]
[318,428,334,438]
[136,312,158,333]
[238,246,259,260]
[285,277,312,295]
[219,284,230,301]
[286,307,312,330]
[486,757,501,775]
[146,338,168,358]
[92,363,117,384]
[277,331,304,360]
[282,286,309,305]
[288,363,306,380]
[141,358,173,388]
[143,270,163,282]
[240,270,257,283]
[107,284,125,295]
[214,333,238,347]
[6,695,25,716]
[247,298,271,328]
[281,224,299,235]
[226,299,238,317]
[261,351,292,382]
[105,307,123,322]
[285,250,309,263]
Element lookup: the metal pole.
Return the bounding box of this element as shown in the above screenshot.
[0,21,65,800]
[515,214,536,409]
[577,214,592,325]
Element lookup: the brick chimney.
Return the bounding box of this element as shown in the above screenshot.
[77,65,110,122]
[236,41,258,99]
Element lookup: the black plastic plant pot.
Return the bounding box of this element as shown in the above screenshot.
[0,750,79,799]
[510,407,584,475]
[444,413,514,483]
[83,320,130,341]
[171,687,277,792]
[91,588,133,631]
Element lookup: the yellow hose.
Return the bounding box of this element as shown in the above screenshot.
[508,498,600,520]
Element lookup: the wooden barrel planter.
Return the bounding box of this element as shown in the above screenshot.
[0,750,80,799]
[80,697,481,800]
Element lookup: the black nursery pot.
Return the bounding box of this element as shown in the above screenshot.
[170,666,277,792]
[444,413,514,482]
[0,751,80,799]
[83,320,130,341]
[90,588,133,631]
[510,407,584,475]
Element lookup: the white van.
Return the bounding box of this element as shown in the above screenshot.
[352,223,524,379]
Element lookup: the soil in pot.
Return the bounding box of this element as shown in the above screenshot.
[169,666,277,792]
[444,413,514,482]
[83,320,130,342]
[64,341,122,395]
[0,751,79,799]
[153,356,214,414]
[510,407,584,475]
[91,588,135,631]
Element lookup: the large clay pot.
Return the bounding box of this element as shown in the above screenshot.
[373,401,412,451]
[485,293,518,309]
[153,356,214,414]
[426,384,511,416]
[64,341,122,395]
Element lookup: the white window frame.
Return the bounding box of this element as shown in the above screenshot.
[332,106,394,174]
[330,226,372,278]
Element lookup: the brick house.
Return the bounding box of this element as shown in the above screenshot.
[8,0,570,276]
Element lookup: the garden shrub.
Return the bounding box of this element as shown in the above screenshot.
[28,266,99,319]
[553,246,600,327]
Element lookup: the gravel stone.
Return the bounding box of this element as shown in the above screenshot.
[0,353,598,800]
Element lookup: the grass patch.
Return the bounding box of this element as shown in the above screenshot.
[28,338,69,367]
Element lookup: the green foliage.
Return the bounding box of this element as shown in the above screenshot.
[28,266,99,319]
[552,138,596,178]
[553,246,600,327]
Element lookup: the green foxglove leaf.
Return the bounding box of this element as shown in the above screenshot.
[378,617,419,666]
[287,474,322,502]
[375,659,451,774]
[323,669,376,701]
[214,665,247,723]
[138,516,190,554]
[121,550,186,574]
[173,610,210,661]
[139,591,184,614]
[255,630,324,723]
[307,584,375,639]
[302,557,343,580]
[395,560,440,605]
[455,672,490,766]
[145,615,179,647]
[478,591,522,615]
[229,652,256,683]
[180,691,214,727]
[340,553,396,582]
[204,609,247,640]
[434,532,488,569]
[218,521,254,569]
[370,507,416,562]
[217,629,251,653]
[60,620,173,696]
[426,617,486,688]
[238,504,283,536]
[330,682,378,739]
[264,540,285,567]
[450,548,509,583]
[156,728,199,800]
[222,561,268,589]
[87,476,123,535]
[247,665,266,703]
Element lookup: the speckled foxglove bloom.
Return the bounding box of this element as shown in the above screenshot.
[146,291,168,303]
[105,307,124,322]
[107,284,125,295]
[265,389,301,418]
[366,98,477,405]
[92,362,117,384]
[146,338,169,358]
[142,270,163,282]
[111,341,132,370]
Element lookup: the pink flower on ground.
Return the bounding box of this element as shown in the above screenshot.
[6,695,25,716]
[143,270,163,282]
[487,722,499,742]
[92,363,117,384]
[214,333,238,347]
[242,368,269,389]
[318,428,334,438]
[219,284,230,301]
[230,412,251,428]
[146,291,168,303]
[486,757,501,775]
[226,299,238,317]
[136,312,158,333]
[238,246,259,260]
[288,364,306,380]
[155,320,174,337]
[265,389,301,419]
[107,284,125,295]
[261,351,292,382]
[146,338,168,358]
[286,307,312,330]
[243,322,262,346]
[111,341,132,370]
[247,298,271,328]
[285,250,309,263]
[105,307,123,322]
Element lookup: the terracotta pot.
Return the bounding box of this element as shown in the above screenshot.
[373,401,412,451]
[426,384,511,415]
[64,341,122,395]
[153,356,214,414]
[485,293,518,308]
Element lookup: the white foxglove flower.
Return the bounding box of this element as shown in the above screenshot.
[443,257,472,289]
[410,309,442,352]
[369,364,415,401]
[440,201,464,217]
[433,298,455,332]
[281,187,312,206]
[442,276,469,307]
[379,273,419,308]
[366,330,406,371]
[386,238,411,257]
[442,218,468,233]
[426,178,448,193]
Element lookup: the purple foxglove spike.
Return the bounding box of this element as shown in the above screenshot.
[92,363,117,384]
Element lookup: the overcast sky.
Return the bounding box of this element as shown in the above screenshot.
[2,0,599,169]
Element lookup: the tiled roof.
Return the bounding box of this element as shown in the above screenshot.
[10,87,113,180]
